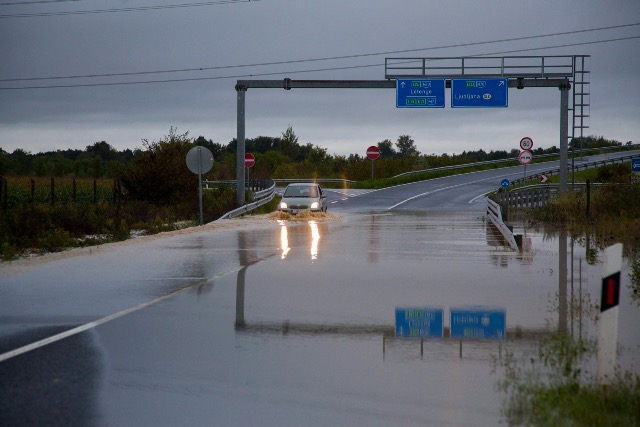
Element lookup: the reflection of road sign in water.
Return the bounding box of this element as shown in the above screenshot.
[520,137,534,151]
[632,158,640,172]
[451,78,508,108]
[396,79,445,108]
[501,179,510,188]
[395,307,444,338]
[518,150,533,165]
[450,307,506,339]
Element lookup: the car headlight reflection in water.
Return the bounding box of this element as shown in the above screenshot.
[310,221,320,260]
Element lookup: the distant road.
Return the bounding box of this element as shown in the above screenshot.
[327,150,640,213]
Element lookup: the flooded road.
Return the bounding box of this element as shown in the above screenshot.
[2,155,640,425]
[3,209,638,425]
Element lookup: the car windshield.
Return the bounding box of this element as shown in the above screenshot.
[283,185,318,198]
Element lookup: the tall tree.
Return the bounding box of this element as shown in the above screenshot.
[377,139,396,158]
[279,126,300,161]
[396,135,419,157]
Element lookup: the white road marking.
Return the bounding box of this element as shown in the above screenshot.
[0,269,243,363]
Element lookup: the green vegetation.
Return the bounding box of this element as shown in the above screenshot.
[528,164,640,242]
[0,129,633,260]
[495,335,640,426]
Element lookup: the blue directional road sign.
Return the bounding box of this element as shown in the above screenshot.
[501,179,510,188]
[451,78,508,108]
[396,79,445,108]
[632,158,640,172]
[395,307,444,338]
[450,307,506,340]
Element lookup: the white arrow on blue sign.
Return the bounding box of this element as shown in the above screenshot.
[632,158,640,172]
[501,179,510,188]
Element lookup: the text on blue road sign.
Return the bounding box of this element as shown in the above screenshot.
[396,79,445,108]
[451,78,508,108]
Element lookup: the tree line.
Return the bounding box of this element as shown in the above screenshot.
[1,128,631,186]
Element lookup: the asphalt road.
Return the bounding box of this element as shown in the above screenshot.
[1,151,638,426]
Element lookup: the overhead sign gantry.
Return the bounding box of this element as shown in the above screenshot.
[234,55,589,205]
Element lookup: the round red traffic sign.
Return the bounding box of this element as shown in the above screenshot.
[244,152,255,168]
[518,150,533,165]
[520,137,534,151]
[366,145,380,160]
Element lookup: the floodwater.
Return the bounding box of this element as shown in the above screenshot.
[89,211,640,426]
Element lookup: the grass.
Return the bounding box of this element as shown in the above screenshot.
[495,335,640,426]
[1,179,237,260]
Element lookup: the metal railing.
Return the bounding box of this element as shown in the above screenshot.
[273,178,356,185]
[486,198,519,252]
[393,145,640,179]
[385,56,580,79]
[490,183,609,211]
[217,179,276,220]
[509,153,638,187]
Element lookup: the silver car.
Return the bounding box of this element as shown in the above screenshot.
[278,183,328,214]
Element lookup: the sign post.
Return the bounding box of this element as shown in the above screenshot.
[518,150,533,183]
[367,145,381,180]
[186,146,214,226]
[597,243,623,384]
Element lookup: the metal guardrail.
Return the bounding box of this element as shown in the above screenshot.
[509,153,637,187]
[486,198,519,252]
[273,178,356,185]
[392,145,640,179]
[217,180,276,220]
[491,183,609,210]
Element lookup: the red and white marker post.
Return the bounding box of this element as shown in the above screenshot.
[597,243,623,383]
[366,145,381,180]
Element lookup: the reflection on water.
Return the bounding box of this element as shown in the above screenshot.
[278,220,323,261]
[279,222,290,259]
[310,221,320,260]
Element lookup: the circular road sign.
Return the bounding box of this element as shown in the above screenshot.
[186,146,214,174]
[518,150,533,165]
[501,179,510,188]
[367,145,381,160]
[244,152,256,168]
[519,137,534,151]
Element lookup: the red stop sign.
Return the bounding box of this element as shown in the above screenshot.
[244,153,255,168]
[366,145,381,160]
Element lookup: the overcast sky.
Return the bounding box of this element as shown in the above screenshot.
[1,0,639,157]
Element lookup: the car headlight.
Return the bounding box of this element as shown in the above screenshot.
[280,202,288,209]
[310,202,319,209]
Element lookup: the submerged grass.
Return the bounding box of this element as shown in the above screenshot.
[495,335,640,426]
